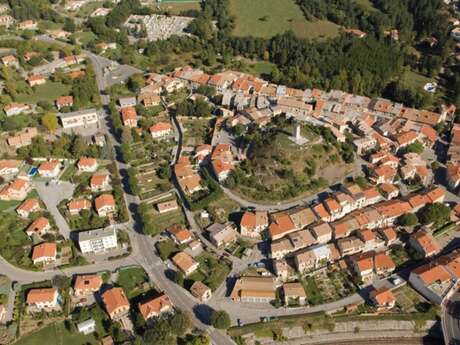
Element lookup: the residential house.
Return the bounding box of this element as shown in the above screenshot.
[121,106,137,128]
[38,160,61,178]
[68,198,91,215]
[149,122,172,139]
[207,222,239,247]
[270,229,316,259]
[94,194,116,217]
[118,97,137,108]
[171,251,199,276]
[1,55,18,68]
[26,217,51,237]
[90,174,110,192]
[167,224,193,244]
[138,294,173,322]
[16,198,40,218]
[156,200,178,213]
[337,236,365,256]
[268,212,296,240]
[239,211,269,237]
[283,282,307,305]
[27,288,61,312]
[310,222,333,244]
[27,74,46,87]
[77,157,98,172]
[409,264,453,304]
[378,227,397,246]
[7,127,38,148]
[32,242,57,265]
[56,95,73,109]
[409,230,440,258]
[379,183,399,200]
[102,287,130,320]
[0,159,20,175]
[190,281,212,302]
[4,103,30,116]
[369,287,396,310]
[73,274,103,296]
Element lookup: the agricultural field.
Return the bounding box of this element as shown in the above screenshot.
[229,0,340,40]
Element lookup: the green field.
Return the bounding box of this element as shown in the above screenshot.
[14,322,98,345]
[229,0,340,39]
[15,81,72,104]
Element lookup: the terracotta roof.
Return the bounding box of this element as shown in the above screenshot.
[371,287,395,306]
[27,288,57,304]
[56,95,73,107]
[359,228,376,242]
[102,287,129,316]
[17,198,39,214]
[38,160,59,172]
[414,264,451,285]
[354,254,374,272]
[27,217,49,234]
[149,122,171,133]
[90,174,109,187]
[138,294,173,320]
[374,252,395,271]
[313,203,330,219]
[324,197,341,212]
[425,186,445,203]
[95,194,115,210]
[408,194,428,210]
[167,224,192,242]
[190,281,210,299]
[73,274,103,292]
[420,125,437,142]
[380,227,397,242]
[78,157,97,168]
[394,131,419,146]
[268,213,295,238]
[32,242,56,261]
[121,106,137,121]
[362,187,380,200]
[412,231,440,256]
[68,198,91,211]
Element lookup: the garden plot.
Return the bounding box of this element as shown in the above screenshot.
[307,265,357,304]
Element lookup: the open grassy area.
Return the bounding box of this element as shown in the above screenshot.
[71,31,96,45]
[117,266,149,298]
[14,321,98,345]
[181,118,213,147]
[400,70,433,92]
[15,81,72,104]
[229,0,340,40]
[154,1,201,14]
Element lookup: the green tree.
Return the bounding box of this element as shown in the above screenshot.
[399,213,418,226]
[41,112,59,133]
[418,203,450,227]
[210,310,231,329]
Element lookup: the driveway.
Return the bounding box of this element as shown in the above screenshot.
[34,180,74,239]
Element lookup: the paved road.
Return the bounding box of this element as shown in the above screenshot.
[34,180,74,239]
[443,289,460,345]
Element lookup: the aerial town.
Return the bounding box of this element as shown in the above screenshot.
[2,0,460,345]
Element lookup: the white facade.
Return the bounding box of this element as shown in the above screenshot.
[59,108,99,129]
[78,227,118,254]
[77,319,96,335]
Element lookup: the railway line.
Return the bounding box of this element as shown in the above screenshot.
[301,336,439,345]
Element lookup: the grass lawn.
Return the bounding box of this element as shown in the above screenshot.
[155,2,201,14]
[147,209,186,235]
[400,70,433,91]
[0,190,39,212]
[15,81,72,104]
[59,165,76,181]
[117,266,149,298]
[246,60,277,77]
[71,31,96,45]
[14,321,98,345]
[229,0,339,40]
[195,252,232,291]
